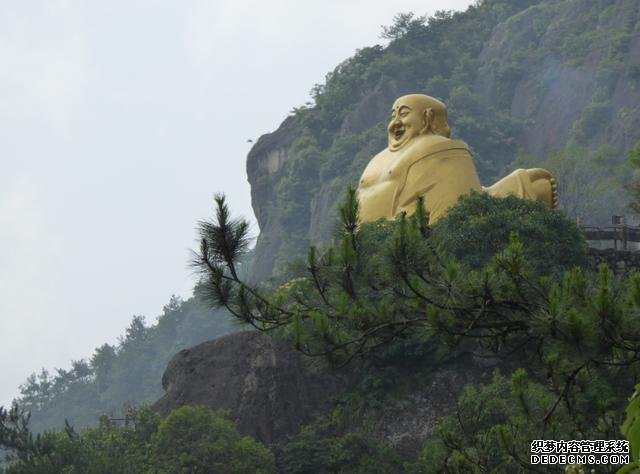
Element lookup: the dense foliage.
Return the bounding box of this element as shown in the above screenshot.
[190,190,640,472]
[0,405,274,474]
[432,191,588,274]
[279,416,403,474]
[196,191,589,365]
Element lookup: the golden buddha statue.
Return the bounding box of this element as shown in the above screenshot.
[357,94,557,224]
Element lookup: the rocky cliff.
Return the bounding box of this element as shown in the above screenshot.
[153,331,340,445]
[153,331,505,458]
[246,0,640,279]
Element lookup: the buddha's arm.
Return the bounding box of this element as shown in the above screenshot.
[394,149,482,223]
[485,168,558,209]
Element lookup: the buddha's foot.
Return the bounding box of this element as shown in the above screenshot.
[526,168,558,209]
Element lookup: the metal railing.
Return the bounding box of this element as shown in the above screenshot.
[580,217,640,251]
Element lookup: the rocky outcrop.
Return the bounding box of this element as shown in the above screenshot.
[152,331,340,445]
[152,331,515,459]
[366,359,493,458]
[247,116,301,225]
[245,117,302,281]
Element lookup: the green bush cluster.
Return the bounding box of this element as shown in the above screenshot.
[432,192,588,275]
[0,406,274,474]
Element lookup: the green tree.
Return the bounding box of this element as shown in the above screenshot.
[0,404,274,474]
[414,370,573,473]
[0,404,159,473]
[379,12,427,41]
[280,416,403,473]
[151,406,275,474]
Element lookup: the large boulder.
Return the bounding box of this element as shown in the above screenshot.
[153,332,517,460]
[152,331,340,445]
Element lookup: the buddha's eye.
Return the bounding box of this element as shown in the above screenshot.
[400,111,409,118]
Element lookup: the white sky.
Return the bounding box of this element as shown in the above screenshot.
[0,0,474,407]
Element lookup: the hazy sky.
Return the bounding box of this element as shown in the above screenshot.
[0,0,474,406]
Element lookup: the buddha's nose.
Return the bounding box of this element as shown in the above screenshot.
[388,119,401,133]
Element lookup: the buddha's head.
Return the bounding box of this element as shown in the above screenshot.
[387,94,451,151]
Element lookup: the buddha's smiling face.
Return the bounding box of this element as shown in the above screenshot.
[387,96,427,151]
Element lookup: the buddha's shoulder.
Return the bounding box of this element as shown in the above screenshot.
[408,135,471,157]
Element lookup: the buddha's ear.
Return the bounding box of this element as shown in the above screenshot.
[421,108,435,134]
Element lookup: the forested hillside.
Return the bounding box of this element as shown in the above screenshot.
[247,0,640,278]
[14,297,237,433]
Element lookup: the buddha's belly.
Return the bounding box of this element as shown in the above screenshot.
[357,181,397,222]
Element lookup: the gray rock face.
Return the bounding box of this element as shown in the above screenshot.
[366,356,511,459]
[153,331,521,460]
[372,364,482,458]
[245,116,301,281]
[153,331,340,445]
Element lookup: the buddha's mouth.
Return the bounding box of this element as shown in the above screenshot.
[393,128,405,140]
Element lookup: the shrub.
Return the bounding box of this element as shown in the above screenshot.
[431,191,588,275]
[151,406,275,474]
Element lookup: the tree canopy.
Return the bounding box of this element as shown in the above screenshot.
[0,405,274,474]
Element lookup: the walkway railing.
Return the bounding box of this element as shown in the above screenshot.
[581,220,640,251]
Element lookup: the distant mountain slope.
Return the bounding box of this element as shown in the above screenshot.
[247,0,640,279]
[15,297,238,433]
[477,0,640,157]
